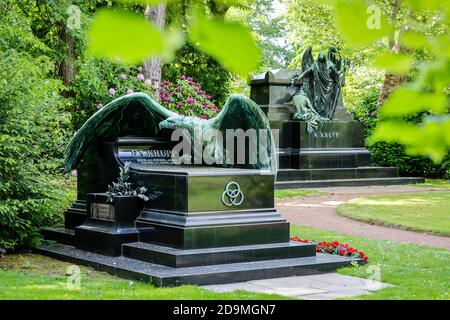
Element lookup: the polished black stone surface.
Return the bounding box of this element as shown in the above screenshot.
[137,219,290,249]
[249,72,424,188]
[36,243,361,287]
[64,200,87,229]
[298,148,371,169]
[275,176,424,189]
[123,241,315,267]
[130,165,275,213]
[41,227,75,246]
[126,164,290,250]
[75,227,138,256]
[74,194,144,256]
[277,167,399,181]
[298,122,365,149]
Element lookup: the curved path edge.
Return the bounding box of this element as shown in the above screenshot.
[276,185,450,250]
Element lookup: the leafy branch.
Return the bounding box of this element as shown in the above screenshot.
[87,0,261,77]
[319,0,449,162]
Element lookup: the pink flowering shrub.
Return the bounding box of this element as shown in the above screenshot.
[72,61,221,130]
[158,75,220,119]
[71,61,156,129]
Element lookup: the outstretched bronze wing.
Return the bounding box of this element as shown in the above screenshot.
[64,93,177,172]
[327,46,342,71]
[300,45,315,107]
[301,45,314,73]
[211,94,278,175]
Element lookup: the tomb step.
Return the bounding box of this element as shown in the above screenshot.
[276,167,399,181]
[64,200,87,229]
[35,243,361,287]
[123,241,316,268]
[275,177,424,189]
[40,227,75,246]
[298,148,371,169]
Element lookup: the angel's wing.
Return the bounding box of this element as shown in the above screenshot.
[212,94,278,175]
[301,45,314,73]
[64,93,177,172]
[327,46,342,70]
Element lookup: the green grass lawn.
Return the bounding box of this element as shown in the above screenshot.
[336,191,450,236]
[412,179,450,189]
[275,188,327,199]
[1,225,449,300]
[0,254,288,300]
[291,225,450,300]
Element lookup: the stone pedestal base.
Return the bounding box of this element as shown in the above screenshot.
[270,118,424,188]
[40,165,362,286]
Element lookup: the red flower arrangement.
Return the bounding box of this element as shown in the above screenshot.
[291,237,369,263]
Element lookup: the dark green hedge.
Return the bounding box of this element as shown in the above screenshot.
[353,91,449,179]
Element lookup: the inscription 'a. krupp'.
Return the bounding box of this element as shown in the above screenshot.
[312,131,340,139]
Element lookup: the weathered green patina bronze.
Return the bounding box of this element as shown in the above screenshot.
[290,46,348,133]
[64,93,276,174]
[160,94,276,173]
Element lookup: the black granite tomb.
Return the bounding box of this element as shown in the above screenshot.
[250,70,424,188]
[39,93,361,287]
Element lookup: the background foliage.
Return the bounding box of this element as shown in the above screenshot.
[0,0,73,250]
[70,59,155,129]
[162,43,231,106]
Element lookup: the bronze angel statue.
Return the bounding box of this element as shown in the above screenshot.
[289,46,348,133]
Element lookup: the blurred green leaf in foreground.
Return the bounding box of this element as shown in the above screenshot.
[87,1,261,76]
[325,0,449,162]
[88,9,164,64]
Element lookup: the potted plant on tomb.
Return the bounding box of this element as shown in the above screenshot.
[75,161,161,256]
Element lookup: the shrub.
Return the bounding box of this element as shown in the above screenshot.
[369,142,449,178]
[0,50,73,250]
[351,88,449,179]
[162,43,231,107]
[159,76,220,119]
[69,59,156,129]
[0,1,73,250]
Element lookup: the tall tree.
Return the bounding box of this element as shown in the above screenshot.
[235,0,294,69]
[57,19,76,88]
[143,3,166,100]
[376,0,406,108]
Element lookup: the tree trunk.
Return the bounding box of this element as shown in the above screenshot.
[377,73,406,106]
[57,21,75,95]
[376,0,406,108]
[143,4,166,101]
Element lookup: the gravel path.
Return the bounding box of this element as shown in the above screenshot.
[277,185,450,250]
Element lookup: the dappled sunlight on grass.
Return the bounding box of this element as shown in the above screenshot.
[348,197,437,206]
[337,192,450,236]
[413,179,450,189]
[275,188,327,199]
[21,284,67,290]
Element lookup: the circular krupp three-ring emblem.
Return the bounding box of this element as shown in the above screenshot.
[221,181,244,207]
